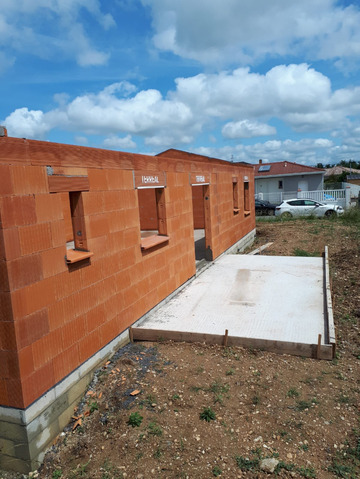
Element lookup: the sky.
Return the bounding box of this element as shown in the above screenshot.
[1,0,360,166]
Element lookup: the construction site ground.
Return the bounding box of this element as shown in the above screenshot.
[2,215,360,479]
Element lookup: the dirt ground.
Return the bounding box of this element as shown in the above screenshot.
[2,217,360,479]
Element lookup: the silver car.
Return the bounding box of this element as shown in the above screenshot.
[275,199,344,218]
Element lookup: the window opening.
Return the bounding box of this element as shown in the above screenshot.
[138,187,169,250]
[278,180,283,189]
[65,192,93,263]
[244,181,250,214]
[233,181,240,215]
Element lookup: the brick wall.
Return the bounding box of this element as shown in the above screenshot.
[0,138,255,410]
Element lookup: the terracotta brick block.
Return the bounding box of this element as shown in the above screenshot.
[0,378,8,405]
[18,345,34,379]
[105,169,132,190]
[0,350,20,378]
[50,220,67,247]
[11,165,48,195]
[48,300,65,331]
[85,303,106,333]
[0,165,13,195]
[123,227,139,248]
[32,330,63,370]
[61,315,86,348]
[118,247,137,270]
[103,191,122,212]
[19,222,52,255]
[100,254,121,279]
[20,276,56,316]
[15,308,50,349]
[7,254,43,290]
[107,211,124,234]
[1,195,36,228]
[0,259,9,291]
[0,292,13,322]
[87,235,108,260]
[0,320,17,351]
[5,378,24,408]
[1,227,21,261]
[103,294,121,321]
[99,316,118,345]
[53,344,79,384]
[88,213,109,238]
[35,193,63,223]
[88,169,108,191]
[80,259,103,288]
[114,269,131,292]
[41,246,67,278]
[78,330,101,364]
[122,207,140,228]
[82,191,105,215]
[21,361,55,407]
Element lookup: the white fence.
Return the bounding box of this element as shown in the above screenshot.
[256,188,351,208]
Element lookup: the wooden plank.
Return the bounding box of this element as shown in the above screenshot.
[247,242,273,255]
[48,176,89,192]
[131,328,334,360]
[324,246,336,355]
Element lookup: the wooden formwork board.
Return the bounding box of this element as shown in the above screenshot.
[130,327,334,360]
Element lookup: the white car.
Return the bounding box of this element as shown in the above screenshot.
[275,199,344,218]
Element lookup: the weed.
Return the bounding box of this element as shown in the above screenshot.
[128,412,143,427]
[196,366,205,374]
[287,387,300,398]
[337,394,350,404]
[235,455,259,471]
[153,447,162,459]
[52,470,62,479]
[299,443,309,451]
[226,368,235,376]
[295,400,312,411]
[200,407,216,422]
[252,394,260,405]
[212,465,222,476]
[172,394,180,400]
[148,421,163,436]
[89,401,98,413]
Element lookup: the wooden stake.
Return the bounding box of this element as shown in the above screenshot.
[317,334,322,359]
[129,327,134,343]
[223,329,228,347]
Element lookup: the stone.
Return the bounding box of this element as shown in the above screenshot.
[260,458,279,473]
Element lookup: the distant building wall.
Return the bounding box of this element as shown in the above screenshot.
[0,138,255,471]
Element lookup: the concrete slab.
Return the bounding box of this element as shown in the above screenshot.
[136,254,332,355]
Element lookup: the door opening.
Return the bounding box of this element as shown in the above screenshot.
[192,185,211,264]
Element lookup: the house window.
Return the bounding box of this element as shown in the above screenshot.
[232,180,239,215]
[244,181,250,214]
[278,180,283,189]
[137,187,169,251]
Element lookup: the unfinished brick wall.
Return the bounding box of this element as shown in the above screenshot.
[0,139,255,412]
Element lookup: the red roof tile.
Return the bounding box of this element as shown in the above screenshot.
[254,161,324,177]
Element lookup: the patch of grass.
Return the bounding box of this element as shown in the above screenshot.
[153,447,162,459]
[89,401,99,414]
[212,465,222,476]
[295,400,312,411]
[148,421,163,436]
[52,470,62,479]
[226,368,235,376]
[293,248,320,257]
[200,406,216,422]
[127,411,143,427]
[287,387,300,398]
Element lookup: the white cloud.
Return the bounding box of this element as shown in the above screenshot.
[142,0,360,67]
[0,0,114,68]
[103,135,137,150]
[3,64,360,160]
[222,120,276,139]
[4,108,51,138]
